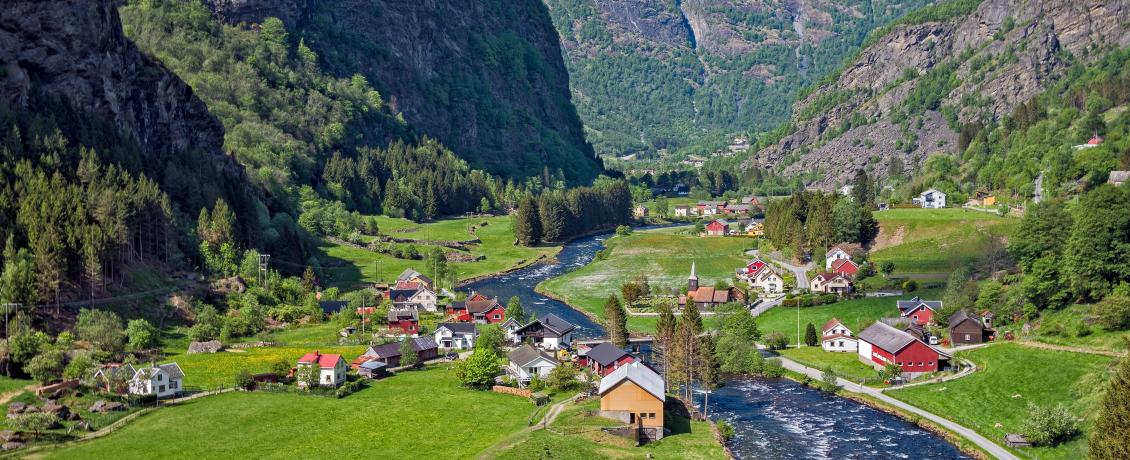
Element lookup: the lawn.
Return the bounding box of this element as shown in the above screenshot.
[538,226,752,333]
[776,346,880,383]
[1027,304,1130,353]
[316,215,559,289]
[756,289,943,346]
[870,208,1017,274]
[888,343,1115,460]
[42,367,538,459]
[169,344,368,389]
[494,398,726,460]
[0,376,32,395]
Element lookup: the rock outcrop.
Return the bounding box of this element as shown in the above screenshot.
[745,0,1130,188]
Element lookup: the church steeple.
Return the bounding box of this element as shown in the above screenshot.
[688,261,699,292]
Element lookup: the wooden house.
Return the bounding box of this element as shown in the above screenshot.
[296,352,346,388]
[948,310,992,345]
[598,361,666,441]
[579,342,636,377]
[897,296,942,325]
[858,322,951,377]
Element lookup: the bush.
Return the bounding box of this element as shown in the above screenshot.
[760,360,784,378]
[716,420,735,441]
[819,366,840,393]
[615,225,632,236]
[235,370,254,390]
[1095,293,1130,330]
[902,279,918,292]
[335,379,366,398]
[1021,403,1079,446]
[764,331,789,350]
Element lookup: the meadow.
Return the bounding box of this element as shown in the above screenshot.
[755,289,943,346]
[1026,304,1130,353]
[494,398,726,460]
[888,343,1114,460]
[538,226,753,333]
[776,346,880,383]
[870,208,1018,274]
[316,215,559,288]
[41,367,537,460]
[170,344,369,389]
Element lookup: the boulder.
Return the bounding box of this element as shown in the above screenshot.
[40,400,70,420]
[6,402,26,415]
[187,340,224,354]
[2,441,24,450]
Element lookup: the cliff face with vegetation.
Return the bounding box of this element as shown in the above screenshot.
[543,0,934,157]
[202,0,603,184]
[745,0,1130,187]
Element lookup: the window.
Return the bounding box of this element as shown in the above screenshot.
[648,413,656,419]
[157,374,163,381]
[159,385,166,393]
[964,334,971,341]
[172,381,178,389]
[493,314,501,320]
[630,413,636,423]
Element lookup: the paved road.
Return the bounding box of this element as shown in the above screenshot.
[773,355,1019,460]
[1033,172,1044,204]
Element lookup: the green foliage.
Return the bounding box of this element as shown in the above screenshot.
[63,352,94,380]
[1095,292,1130,330]
[804,323,819,347]
[11,412,59,437]
[1065,185,1130,300]
[455,349,500,389]
[763,331,789,350]
[1089,344,1130,459]
[902,279,918,292]
[513,196,541,246]
[476,324,506,356]
[716,420,735,441]
[234,369,254,390]
[505,296,526,325]
[76,309,125,354]
[126,319,159,352]
[546,363,579,392]
[399,339,418,368]
[24,350,65,384]
[1020,403,1080,447]
[819,366,840,393]
[880,362,903,382]
[604,295,628,348]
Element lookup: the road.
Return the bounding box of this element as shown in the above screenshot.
[772,355,1019,460]
[1033,172,1044,204]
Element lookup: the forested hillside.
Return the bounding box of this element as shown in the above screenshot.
[742,0,1130,197]
[544,0,934,158]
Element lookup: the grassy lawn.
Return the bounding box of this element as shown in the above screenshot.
[888,343,1115,460]
[495,398,726,460]
[169,345,368,389]
[43,367,537,459]
[1027,304,1130,352]
[871,208,1017,274]
[316,215,559,288]
[776,346,880,383]
[756,289,943,345]
[0,376,32,395]
[538,226,752,333]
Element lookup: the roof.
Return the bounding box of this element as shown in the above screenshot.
[507,344,557,367]
[358,360,387,370]
[821,318,845,333]
[831,259,858,271]
[586,343,631,366]
[920,188,945,197]
[389,288,420,302]
[436,323,478,335]
[692,287,716,303]
[366,337,437,358]
[319,300,349,314]
[297,352,343,369]
[1088,134,1104,145]
[598,361,665,401]
[821,333,857,342]
[465,296,503,314]
[948,310,985,329]
[397,268,422,281]
[896,296,943,313]
[515,313,576,337]
[95,363,136,379]
[387,309,419,322]
[858,322,918,354]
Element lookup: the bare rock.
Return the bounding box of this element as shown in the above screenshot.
[187,340,224,354]
[2,441,24,450]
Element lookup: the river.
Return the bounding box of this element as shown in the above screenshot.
[466,228,968,459]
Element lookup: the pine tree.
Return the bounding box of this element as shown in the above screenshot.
[674,305,705,399]
[655,302,678,387]
[514,195,541,246]
[604,295,628,348]
[506,296,526,324]
[697,335,720,391]
[1090,339,1130,459]
[804,323,819,347]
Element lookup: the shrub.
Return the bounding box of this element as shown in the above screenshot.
[763,331,789,350]
[25,350,65,384]
[1020,403,1079,446]
[902,279,918,292]
[716,420,735,441]
[235,370,254,390]
[760,360,784,378]
[1095,293,1130,330]
[819,366,840,393]
[335,379,366,398]
[615,225,632,236]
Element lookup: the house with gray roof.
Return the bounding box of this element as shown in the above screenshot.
[434,322,478,349]
[858,322,951,377]
[896,296,943,325]
[513,314,576,350]
[128,362,184,398]
[582,342,635,376]
[507,344,558,386]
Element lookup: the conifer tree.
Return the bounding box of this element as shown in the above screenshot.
[506,296,526,324]
[1090,340,1130,459]
[804,323,819,347]
[514,195,541,246]
[655,302,678,387]
[604,295,628,348]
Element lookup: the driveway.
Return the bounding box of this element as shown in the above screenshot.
[747,249,812,292]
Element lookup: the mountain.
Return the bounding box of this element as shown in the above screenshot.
[543,0,935,158]
[744,0,1130,188]
[200,0,603,184]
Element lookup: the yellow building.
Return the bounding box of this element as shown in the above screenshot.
[598,361,666,439]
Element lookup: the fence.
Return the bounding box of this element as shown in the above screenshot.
[35,379,81,396]
[492,385,532,398]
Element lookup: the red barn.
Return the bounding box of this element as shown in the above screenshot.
[858,322,950,377]
[896,296,942,325]
[386,309,419,334]
[705,220,729,236]
[830,258,859,277]
[581,343,636,376]
[452,292,507,324]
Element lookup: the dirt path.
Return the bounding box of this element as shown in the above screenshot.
[1016,340,1126,357]
[476,393,582,459]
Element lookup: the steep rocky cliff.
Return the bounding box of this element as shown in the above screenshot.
[201,0,603,184]
[745,0,1130,187]
[544,0,934,156]
[0,0,257,225]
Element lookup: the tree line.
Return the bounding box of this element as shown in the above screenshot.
[763,170,878,257]
[513,179,632,245]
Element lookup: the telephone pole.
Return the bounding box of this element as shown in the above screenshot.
[258,254,271,288]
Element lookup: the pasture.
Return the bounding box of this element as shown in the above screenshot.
[870,208,1017,274]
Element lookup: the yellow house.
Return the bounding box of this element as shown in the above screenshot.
[598,361,666,439]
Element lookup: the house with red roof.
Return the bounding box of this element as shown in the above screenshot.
[830,258,859,277]
[448,292,506,324]
[705,220,729,236]
[825,245,853,270]
[296,351,347,387]
[820,318,857,352]
[810,272,853,295]
[857,322,951,377]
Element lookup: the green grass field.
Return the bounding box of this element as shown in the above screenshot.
[776,346,880,383]
[0,376,31,395]
[43,367,537,460]
[316,215,559,288]
[756,289,942,346]
[888,343,1114,460]
[871,209,1017,274]
[1027,304,1130,352]
[495,398,726,460]
[170,344,368,389]
[538,226,752,333]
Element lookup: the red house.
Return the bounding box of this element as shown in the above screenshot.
[387,309,419,334]
[830,258,859,277]
[705,220,729,236]
[858,322,951,376]
[450,293,506,324]
[579,343,636,376]
[896,296,942,325]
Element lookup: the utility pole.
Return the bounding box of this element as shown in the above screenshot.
[796,300,801,349]
[1,303,20,338]
[258,254,271,289]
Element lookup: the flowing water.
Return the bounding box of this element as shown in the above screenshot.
[467,228,967,459]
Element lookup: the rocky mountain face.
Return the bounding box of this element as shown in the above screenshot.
[201,0,603,184]
[0,0,257,224]
[544,0,933,156]
[746,0,1130,188]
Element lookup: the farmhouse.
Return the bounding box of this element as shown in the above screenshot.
[810,272,852,295]
[858,322,950,377]
[897,296,943,325]
[912,189,947,209]
[598,361,666,441]
[830,258,859,277]
[948,310,993,345]
[389,282,438,312]
[673,205,692,217]
[93,363,136,394]
[434,322,478,349]
[825,245,852,270]
[296,352,346,388]
[500,317,523,343]
[633,205,649,218]
[705,219,729,236]
[736,259,782,295]
[387,309,420,335]
[362,337,440,368]
[127,362,183,398]
[580,342,636,377]
[723,204,752,216]
[512,314,576,350]
[821,318,857,352]
[396,268,434,290]
[448,292,506,323]
[507,344,558,386]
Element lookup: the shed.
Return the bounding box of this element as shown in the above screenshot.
[1004,433,1032,448]
[358,360,388,379]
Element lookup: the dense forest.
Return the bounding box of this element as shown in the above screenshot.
[762,170,879,258]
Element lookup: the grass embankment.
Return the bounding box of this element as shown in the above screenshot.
[538,226,752,333]
[494,398,726,460]
[888,343,1115,460]
[170,344,369,389]
[316,215,559,288]
[42,367,536,459]
[1026,304,1130,353]
[871,208,1017,275]
[756,289,943,346]
[776,346,880,383]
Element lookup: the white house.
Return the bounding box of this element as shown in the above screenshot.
[749,267,784,294]
[825,246,852,270]
[821,318,858,352]
[673,205,692,217]
[500,317,523,343]
[389,284,438,312]
[128,362,184,398]
[913,189,947,209]
[434,323,478,349]
[507,344,558,386]
[296,352,347,388]
[512,314,576,350]
[810,272,853,295]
